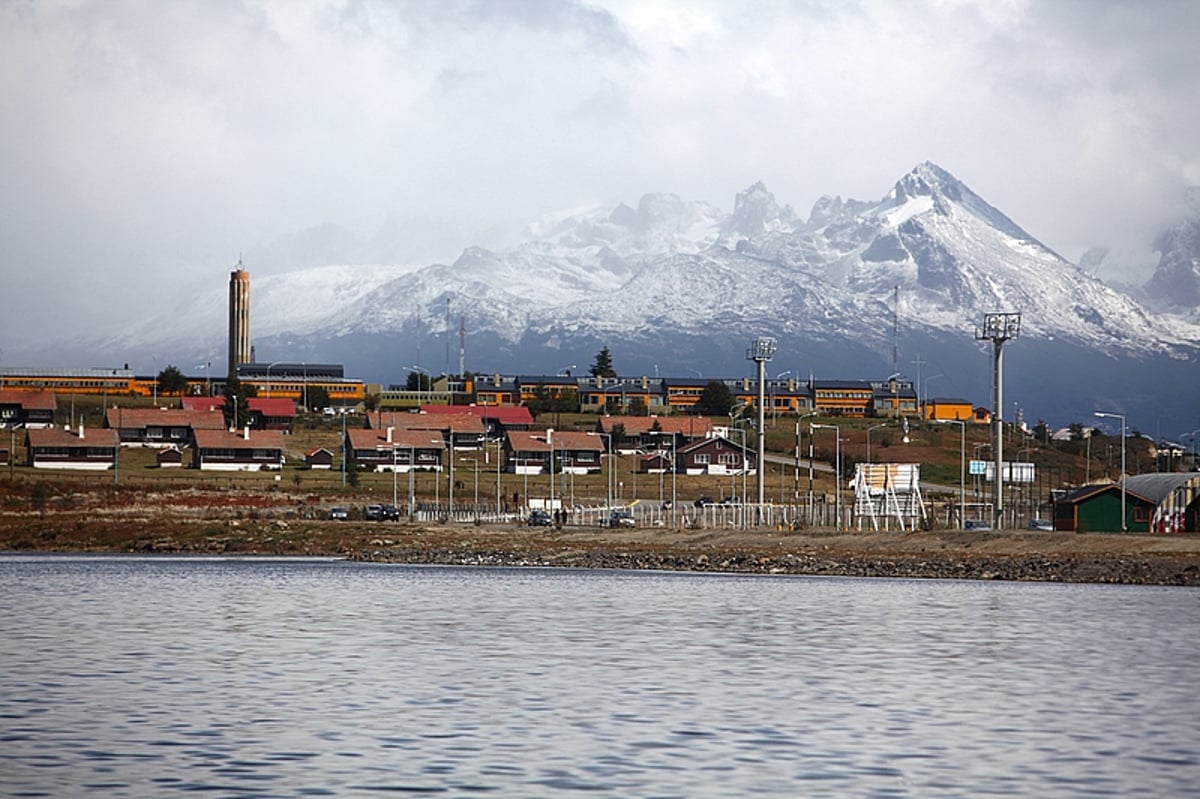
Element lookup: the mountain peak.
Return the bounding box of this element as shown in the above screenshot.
[722,181,796,237]
[891,161,967,206]
[889,161,1051,250]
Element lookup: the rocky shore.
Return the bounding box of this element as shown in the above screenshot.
[2,484,1198,585]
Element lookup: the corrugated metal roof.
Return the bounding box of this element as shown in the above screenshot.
[1123,473,1200,504]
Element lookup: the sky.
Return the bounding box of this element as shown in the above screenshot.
[2,0,1198,361]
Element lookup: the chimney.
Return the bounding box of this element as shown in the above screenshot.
[78,423,85,438]
[386,426,394,443]
[494,373,501,387]
[243,425,251,440]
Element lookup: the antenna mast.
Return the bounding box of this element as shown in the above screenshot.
[458,315,466,377]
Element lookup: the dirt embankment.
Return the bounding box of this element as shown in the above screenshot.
[2,484,1199,586]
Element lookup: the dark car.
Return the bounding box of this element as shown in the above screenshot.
[604,508,636,528]
[963,519,992,531]
[693,496,714,507]
[379,504,401,521]
[364,504,383,521]
[328,506,349,521]
[528,509,553,527]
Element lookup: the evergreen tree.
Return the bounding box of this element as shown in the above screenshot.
[157,364,188,396]
[589,347,617,378]
[222,375,255,430]
[306,385,330,412]
[694,381,735,416]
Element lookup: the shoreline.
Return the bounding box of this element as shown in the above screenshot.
[2,483,1198,586]
[4,515,1199,585]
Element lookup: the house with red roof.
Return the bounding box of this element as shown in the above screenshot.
[191,428,286,471]
[345,427,445,472]
[104,407,224,447]
[0,389,56,429]
[504,429,604,475]
[596,414,716,452]
[25,425,118,470]
[178,396,296,432]
[371,411,487,450]
[417,403,534,440]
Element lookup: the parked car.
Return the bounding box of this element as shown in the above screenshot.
[1028,518,1054,531]
[364,504,383,521]
[963,519,992,531]
[528,509,553,527]
[328,506,349,521]
[718,496,741,505]
[379,504,401,521]
[693,496,714,507]
[605,509,636,528]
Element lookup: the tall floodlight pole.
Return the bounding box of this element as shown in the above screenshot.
[975,312,1021,529]
[1094,411,1127,531]
[747,336,777,519]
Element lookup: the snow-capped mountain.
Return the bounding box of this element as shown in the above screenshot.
[116,162,1200,429]
[1145,186,1200,315]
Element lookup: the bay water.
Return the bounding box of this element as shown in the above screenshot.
[1,555,1197,797]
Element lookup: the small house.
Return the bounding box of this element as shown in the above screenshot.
[248,398,296,432]
[675,435,757,476]
[305,447,334,470]
[25,425,118,470]
[372,411,487,450]
[105,407,225,447]
[191,427,286,471]
[504,430,604,475]
[156,446,184,468]
[345,427,445,472]
[0,389,56,429]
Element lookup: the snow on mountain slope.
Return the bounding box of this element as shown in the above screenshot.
[118,163,1200,375]
[1145,187,1200,311]
[126,263,418,345]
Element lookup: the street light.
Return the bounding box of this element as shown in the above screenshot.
[936,418,966,529]
[589,432,613,516]
[408,365,429,408]
[923,373,943,417]
[772,370,792,427]
[1094,411,1127,531]
[463,457,480,509]
[648,430,676,527]
[264,360,284,399]
[866,422,889,463]
[811,422,841,530]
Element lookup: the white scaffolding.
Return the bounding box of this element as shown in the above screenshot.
[852,463,926,531]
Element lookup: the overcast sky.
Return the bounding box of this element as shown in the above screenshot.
[2,0,1198,358]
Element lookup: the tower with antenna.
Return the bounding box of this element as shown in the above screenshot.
[458,316,466,378]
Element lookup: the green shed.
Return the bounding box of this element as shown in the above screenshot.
[1054,474,1200,533]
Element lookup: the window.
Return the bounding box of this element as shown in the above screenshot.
[695,453,710,464]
